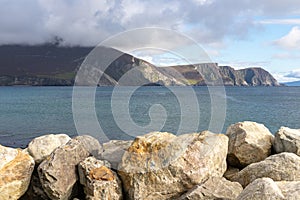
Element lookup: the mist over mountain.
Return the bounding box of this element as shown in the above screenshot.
[0,45,280,86]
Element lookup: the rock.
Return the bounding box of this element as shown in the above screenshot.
[78,157,122,200]
[224,166,240,180]
[38,137,92,200]
[276,181,300,199]
[178,177,243,200]
[28,134,71,164]
[273,127,300,156]
[0,145,35,200]
[118,131,228,200]
[226,121,274,167]
[230,152,300,187]
[100,140,132,169]
[237,178,300,200]
[236,178,285,200]
[73,135,103,159]
[20,170,50,200]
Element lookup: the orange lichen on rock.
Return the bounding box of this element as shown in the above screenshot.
[0,147,35,200]
[89,166,114,181]
[0,150,33,185]
[128,132,175,154]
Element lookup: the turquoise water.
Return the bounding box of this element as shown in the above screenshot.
[0,86,300,147]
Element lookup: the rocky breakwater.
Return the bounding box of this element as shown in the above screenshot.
[0,121,299,199]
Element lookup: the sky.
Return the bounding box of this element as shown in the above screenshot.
[1,0,300,82]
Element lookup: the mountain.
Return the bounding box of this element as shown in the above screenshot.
[284,81,300,86]
[0,44,91,86]
[0,45,280,86]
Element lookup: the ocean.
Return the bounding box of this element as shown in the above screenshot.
[0,86,299,148]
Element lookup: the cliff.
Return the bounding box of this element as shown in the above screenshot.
[219,66,281,86]
[0,45,280,86]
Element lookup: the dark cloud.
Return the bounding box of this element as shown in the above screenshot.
[0,0,299,46]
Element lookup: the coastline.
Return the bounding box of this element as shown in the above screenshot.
[0,121,300,199]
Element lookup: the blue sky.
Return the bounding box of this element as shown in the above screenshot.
[209,18,300,82]
[1,0,300,82]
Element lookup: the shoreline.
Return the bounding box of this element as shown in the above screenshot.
[0,121,300,199]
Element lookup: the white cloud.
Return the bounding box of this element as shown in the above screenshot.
[272,73,296,83]
[274,26,300,50]
[271,69,300,83]
[218,61,270,70]
[272,53,300,59]
[285,69,300,78]
[258,18,300,25]
[272,70,300,83]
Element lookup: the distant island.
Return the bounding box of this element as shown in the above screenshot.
[0,44,281,86]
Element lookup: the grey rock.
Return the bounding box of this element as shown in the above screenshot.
[28,134,71,164]
[178,177,243,200]
[237,178,285,200]
[230,152,300,187]
[38,138,91,200]
[237,178,300,200]
[118,131,228,200]
[226,121,274,167]
[273,127,300,156]
[224,166,240,180]
[100,140,132,169]
[73,135,103,159]
[78,157,122,200]
[276,181,300,199]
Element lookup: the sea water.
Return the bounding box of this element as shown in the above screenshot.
[0,86,299,147]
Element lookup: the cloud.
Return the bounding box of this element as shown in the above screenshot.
[218,61,271,69]
[258,18,300,25]
[272,69,300,83]
[272,53,300,59]
[285,69,300,78]
[272,73,299,83]
[1,0,300,46]
[274,26,300,50]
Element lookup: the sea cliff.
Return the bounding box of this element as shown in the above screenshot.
[0,45,281,86]
[0,121,300,199]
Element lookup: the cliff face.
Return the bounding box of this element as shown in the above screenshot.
[219,66,281,86]
[0,45,280,86]
[158,64,280,86]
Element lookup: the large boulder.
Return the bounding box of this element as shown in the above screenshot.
[100,140,132,169]
[273,127,300,156]
[226,121,274,167]
[0,145,35,200]
[178,177,243,200]
[230,152,300,187]
[38,135,100,200]
[73,135,103,159]
[28,134,71,164]
[276,181,300,199]
[118,131,228,200]
[78,157,122,200]
[237,178,300,200]
[236,178,285,200]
